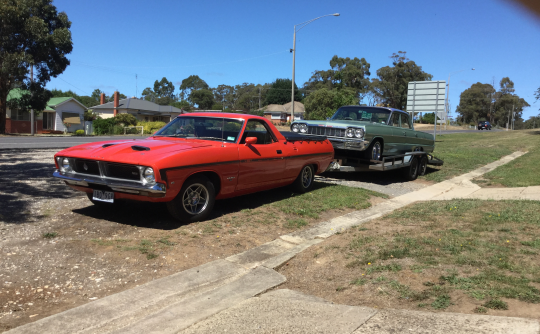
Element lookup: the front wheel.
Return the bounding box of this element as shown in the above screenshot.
[166,175,215,222]
[292,165,315,193]
[365,140,383,161]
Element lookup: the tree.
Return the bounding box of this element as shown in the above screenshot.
[190,89,214,109]
[535,87,540,111]
[304,55,371,100]
[370,51,433,110]
[265,79,301,105]
[0,0,73,133]
[303,88,358,120]
[141,77,175,105]
[114,113,137,126]
[179,75,209,102]
[456,78,529,127]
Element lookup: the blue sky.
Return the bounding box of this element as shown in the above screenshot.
[47,0,540,119]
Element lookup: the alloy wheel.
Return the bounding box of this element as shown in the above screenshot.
[182,183,209,215]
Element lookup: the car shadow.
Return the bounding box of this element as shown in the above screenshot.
[71,182,337,230]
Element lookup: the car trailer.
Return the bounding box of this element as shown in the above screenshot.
[326,151,444,181]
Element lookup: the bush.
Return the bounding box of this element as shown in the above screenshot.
[75,129,85,136]
[137,121,166,134]
[93,117,116,135]
[114,113,138,126]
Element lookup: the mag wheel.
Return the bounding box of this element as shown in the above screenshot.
[167,175,215,222]
[292,165,315,193]
[365,140,382,161]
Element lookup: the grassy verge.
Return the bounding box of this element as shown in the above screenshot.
[477,147,540,187]
[286,199,540,313]
[425,130,540,183]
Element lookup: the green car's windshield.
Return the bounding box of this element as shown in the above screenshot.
[154,116,244,143]
[331,107,391,125]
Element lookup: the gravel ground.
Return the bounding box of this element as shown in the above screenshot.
[0,148,427,331]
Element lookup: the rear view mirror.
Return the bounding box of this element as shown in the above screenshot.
[245,137,257,145]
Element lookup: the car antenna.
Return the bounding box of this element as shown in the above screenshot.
[221,118,225,147]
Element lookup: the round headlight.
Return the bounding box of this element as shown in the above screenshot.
[299,124,308,133]
[291,123,299,132]
[143,167,155,184]
[60,157,72,172]
[346,128,354,138]
[354,128,364,138]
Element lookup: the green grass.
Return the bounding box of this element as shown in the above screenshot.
[283,218,308,229]
[273,184,387,219]
[42,232,58,239]
[341,199,540,310]
[425,130,540,183]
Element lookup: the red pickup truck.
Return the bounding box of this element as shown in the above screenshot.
[53,113,334,222]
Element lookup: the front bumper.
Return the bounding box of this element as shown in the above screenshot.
[53,170,167,197]
[329,138,370,151]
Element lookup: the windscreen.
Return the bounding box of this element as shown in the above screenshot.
[154,116,244,143]
[331,107,392,125]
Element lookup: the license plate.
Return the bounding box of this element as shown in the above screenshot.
[92,190,114,203]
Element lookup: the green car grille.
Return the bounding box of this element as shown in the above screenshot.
[307,126,346,137]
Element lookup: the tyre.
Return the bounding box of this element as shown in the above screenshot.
[418,155,428,176]
[365,140,382,161]
[292,165,315,193]
[402,157,419,181]
[166,175,215,222]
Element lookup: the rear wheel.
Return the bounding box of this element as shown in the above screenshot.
[292,165,315,193]
[166,175,215,222]
[418,155,428,176]
[402,157,419,181]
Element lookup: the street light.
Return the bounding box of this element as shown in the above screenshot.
[443,68,475,130]
[290,13,340,122]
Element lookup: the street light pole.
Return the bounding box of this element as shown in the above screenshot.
[444,68,474,131]
[291,13,339,123]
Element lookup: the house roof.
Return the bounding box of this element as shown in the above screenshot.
[89,98,184,115]
[7,89,87,111]
[261,101,305,114]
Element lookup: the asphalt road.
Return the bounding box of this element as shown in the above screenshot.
[0,135,149,149]
[0,128,503,149]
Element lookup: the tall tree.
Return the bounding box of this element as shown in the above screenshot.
[0,0,73,133]
[455,83,495,124]
[264,78,301,105]
[303,88,358,120]
[141,77,175,105]
[179,75,209,102]
[304,55,371,100]
[370,51,433,110]
[190,89,214,110]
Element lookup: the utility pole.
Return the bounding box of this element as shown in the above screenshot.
[512,104,515,130]
[259,87,261,110]
[30,65,35,136]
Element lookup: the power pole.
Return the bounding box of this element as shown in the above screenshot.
[30,65,35,136]
[512,104,515,130]
[258,87,261,110]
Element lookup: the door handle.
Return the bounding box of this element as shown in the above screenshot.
[276,150,282,154]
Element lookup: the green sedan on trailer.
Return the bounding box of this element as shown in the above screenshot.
[291,106,435,160]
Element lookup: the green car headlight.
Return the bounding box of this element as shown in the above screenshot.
[354,128,364,138]
[346,128,355,138]
[291,123,299,132]
[299,124,308,133]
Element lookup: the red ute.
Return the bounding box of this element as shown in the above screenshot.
[53,113,334,222]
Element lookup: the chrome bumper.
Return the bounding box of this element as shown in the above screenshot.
[329,138,370,151]
[53,170,167,196]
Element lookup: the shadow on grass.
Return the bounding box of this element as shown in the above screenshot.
[72,182,336,231]
[319,166,439,185]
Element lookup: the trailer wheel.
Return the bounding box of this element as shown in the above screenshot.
[402,157,419,181]
[365,140,382,161]
[418,155,428,176]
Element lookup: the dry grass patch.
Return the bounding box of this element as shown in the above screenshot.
[278,199,540,318]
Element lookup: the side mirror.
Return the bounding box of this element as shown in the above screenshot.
[245,137,257,145]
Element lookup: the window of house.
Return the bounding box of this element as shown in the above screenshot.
[11,108,30,121]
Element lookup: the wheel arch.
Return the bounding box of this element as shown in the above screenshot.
[184,171,222,196]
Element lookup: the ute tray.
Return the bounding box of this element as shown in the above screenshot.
[281,132,327,142]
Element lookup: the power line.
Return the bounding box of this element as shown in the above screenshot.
[57,77,90,95]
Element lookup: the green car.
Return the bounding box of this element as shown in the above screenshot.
[291,106,435,160]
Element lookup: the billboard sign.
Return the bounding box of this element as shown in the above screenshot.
[407,80,446,137]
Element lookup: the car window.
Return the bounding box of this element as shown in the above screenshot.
[390,113,400,127]
[154,116,243,142]
[241,120,275,145]
[331,107,391,124]
[401,114,412,129]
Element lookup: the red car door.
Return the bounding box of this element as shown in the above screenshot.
[236,120,286,191]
